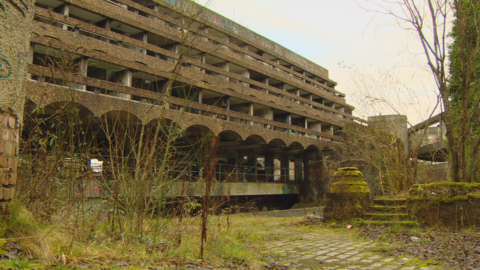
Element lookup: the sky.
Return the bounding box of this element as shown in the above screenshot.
[195,0,449,125]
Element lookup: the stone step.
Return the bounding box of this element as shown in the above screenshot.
[368,205,406,213]
[365,213,408,221]
[372,198,407,206]
[357,220,417,227]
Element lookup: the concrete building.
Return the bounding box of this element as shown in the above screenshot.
[23,0,359,204]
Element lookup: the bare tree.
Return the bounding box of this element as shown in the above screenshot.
[361,0,480,182]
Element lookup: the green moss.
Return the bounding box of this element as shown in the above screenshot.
[365,213,407,220]
[333,167,364,178]
[369,205,406,212]
[331,184,370,193]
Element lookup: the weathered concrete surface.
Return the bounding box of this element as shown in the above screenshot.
[407,183,480,228]
[0,0,35,208]
[323,167,371,221]
[262,226,443,269]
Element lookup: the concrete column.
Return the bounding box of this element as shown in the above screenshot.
[76,58,88,90]
[240,70,250,88]
[0,0,35,211]
[247,152,257,182]
[225,96,230,121]
[98,19,111,43]
[131,32,148,54]
[116,70,132,100]
[151,4,159,21]
[310,122,322,138]
[201,55,206,73]
[303,152,314,182]
[56,4,69,30]
[248,103,254,126]
[197,89,203,115]
[286,114,292,133]
[218,62,229,81]
[281,156,289,182]
[265,152,274,182]
[295,155,303,182]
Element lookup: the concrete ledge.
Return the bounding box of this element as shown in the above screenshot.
[167,182,299,197]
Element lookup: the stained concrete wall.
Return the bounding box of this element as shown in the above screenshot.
[0,0,35,208]
[368,115,408,154]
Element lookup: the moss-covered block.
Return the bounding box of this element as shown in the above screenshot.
[407,182,480,228]
[323,167,371,221]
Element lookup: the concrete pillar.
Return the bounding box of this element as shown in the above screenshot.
[303,152,314,182]
[240,70,250,88]
[56,4,69,30]
[225,96,230,121]
[295,155,303,182]
[198,89,203,114]
[0,0,35,211]
[132,32,148,54]
[217,62,229,81]
[248,103,254,126]
[281,156,289,182]
[310,122,322,132]
[98,19,111,43]
[110,70,132,100]
[247,152,257,182]
[265,152,274,182]
[286,114,292,133]
[75,58,88,90]
[200,55,206,73]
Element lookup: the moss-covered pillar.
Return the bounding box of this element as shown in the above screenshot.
[323,167,371,221]
[0,0,35,211]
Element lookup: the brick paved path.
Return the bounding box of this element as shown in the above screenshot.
[263,229,443,270]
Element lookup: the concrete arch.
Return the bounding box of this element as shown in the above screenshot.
[289,141,304,150]
[306,144,320,152]
[245,134,267,145]
[219,130,243,142]
[269,138,287,148]
[185,124,215,137]
[100,110,143,125]
[33,101,96,119]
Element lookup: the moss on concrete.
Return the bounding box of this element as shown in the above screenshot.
[407,182,480,227]
[324,167,371,222]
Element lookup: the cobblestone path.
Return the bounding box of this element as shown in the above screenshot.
[263,229,443,270]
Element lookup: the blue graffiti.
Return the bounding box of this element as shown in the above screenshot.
[0,57,12,79]
[162,0,180,8]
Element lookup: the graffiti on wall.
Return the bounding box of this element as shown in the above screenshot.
[0,0,30,17]
[0,57,11,79]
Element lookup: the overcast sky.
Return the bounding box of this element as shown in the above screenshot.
[196,0,447,125]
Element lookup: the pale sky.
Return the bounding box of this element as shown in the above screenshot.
[196,0,447,125]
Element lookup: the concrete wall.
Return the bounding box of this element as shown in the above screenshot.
[368,115,408,154]
[0,0,35,209]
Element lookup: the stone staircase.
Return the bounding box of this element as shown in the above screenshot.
[358,197,417,226]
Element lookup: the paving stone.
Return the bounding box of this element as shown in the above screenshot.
[337,254,351,259]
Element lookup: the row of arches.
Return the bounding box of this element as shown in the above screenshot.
[24,99,334,152]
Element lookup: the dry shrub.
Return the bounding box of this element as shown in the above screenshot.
[0,200,66,262]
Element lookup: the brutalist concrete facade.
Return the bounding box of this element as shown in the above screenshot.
[24,0,358,201]
[0,0,35,209]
